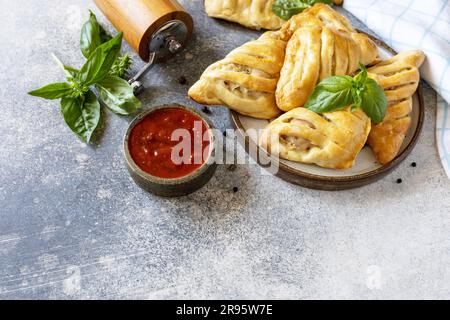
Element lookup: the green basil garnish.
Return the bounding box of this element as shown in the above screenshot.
[80,10,103,58]
[96,76,141,115]
[28,83,73,100]
[306,64,388,124]
[109,53,132,78]
[359,78,387,124]
[304,75,354,113]
[28,11,140,143]
[77,32,123,86]
[60,91,100,143]
[272,0,333,20]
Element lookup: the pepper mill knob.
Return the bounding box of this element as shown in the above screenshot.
[93,0,193,61]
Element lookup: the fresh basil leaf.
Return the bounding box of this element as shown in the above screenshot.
[77,32,123,86]
[109,53,132,78]
[80,11,112,58]
[351,88,363,109]
[272,0,309,20]
[303,0,333,6]
[272,0,333,20]
[96,76,141,115]
[359,78,387,124]
[80,11,102,58]
[354,63,368,85]
[349,63,368,110]
[60,90,100,142]
[305,75,354,113]
[306,63,388,123]
[28,82,72,100]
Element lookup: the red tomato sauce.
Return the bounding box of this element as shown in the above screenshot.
[128,108,211,179]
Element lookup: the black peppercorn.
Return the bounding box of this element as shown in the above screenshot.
[177,76,187,85]
[202,106,211,114]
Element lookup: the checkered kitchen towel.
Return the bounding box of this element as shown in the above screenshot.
[343,0,450,178]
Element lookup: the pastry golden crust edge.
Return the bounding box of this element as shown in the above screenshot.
[259,107,371,169]
[188,31,286,120]
[204,0,285,30]
[367,50,425,164]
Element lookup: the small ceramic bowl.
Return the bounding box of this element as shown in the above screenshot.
[124,104,217,197]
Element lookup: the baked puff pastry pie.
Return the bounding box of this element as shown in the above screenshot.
[260,107,371,169]
[276,26,379,112]
[367,50,425,164]
[188,31,286,119]
[205,0,285,30]
[279,3,355,41]
[278,4,379,65]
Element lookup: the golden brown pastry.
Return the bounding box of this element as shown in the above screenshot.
[260,107,371,169]
[278,3,355,41]
[191,3,377,118]
[367,50,425,164]
[204,1,345,31]
[188,31,286,119]
[277,4,379,63]
[276,26,379,112]
[204,0,285,30]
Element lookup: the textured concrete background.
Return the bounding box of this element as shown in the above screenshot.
[1,0,450,300]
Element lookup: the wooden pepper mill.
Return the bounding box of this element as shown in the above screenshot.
[94,0,194,93]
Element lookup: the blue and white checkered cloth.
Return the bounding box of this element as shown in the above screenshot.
[343,0,450,178]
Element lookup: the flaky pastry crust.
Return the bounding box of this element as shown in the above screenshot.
[367,50,425,164]
[188,31,286,119]
[205,0,285,30]
[260,107,371,169]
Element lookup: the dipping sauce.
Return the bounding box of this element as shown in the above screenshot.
[128,108,211,179]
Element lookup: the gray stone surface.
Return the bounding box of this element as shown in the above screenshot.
[0,0,449,300]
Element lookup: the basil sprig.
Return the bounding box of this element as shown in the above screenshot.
[80,10,112,58]
[77,33,123,86]
[272,0,333,20]
[109,53,132,78]
[305,64,388,124]
[96,76,141,115]
[28,83,73,100]
[61,91,100,143]
[28,11,141,143]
